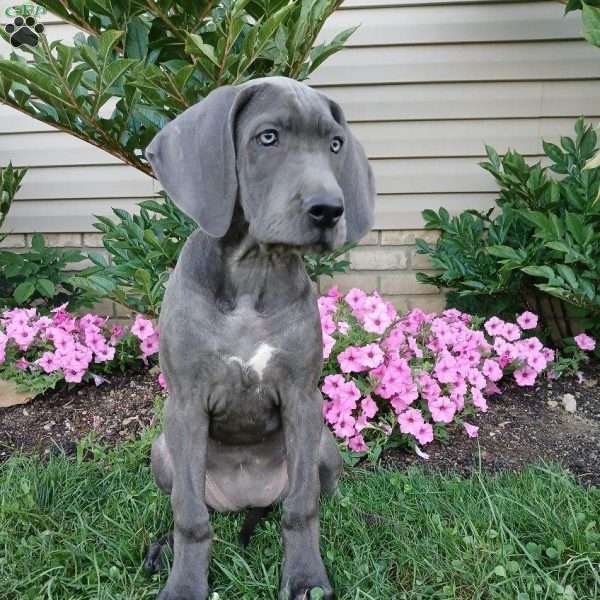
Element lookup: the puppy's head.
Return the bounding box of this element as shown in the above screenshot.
[146,77,375,251]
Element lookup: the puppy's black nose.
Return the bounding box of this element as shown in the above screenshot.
[306,198,344,229]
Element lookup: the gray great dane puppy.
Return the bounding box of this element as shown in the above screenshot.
[145,76,375,600]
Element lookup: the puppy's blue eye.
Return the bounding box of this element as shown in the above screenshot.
[330,137,343,153]
[257,129,278,146]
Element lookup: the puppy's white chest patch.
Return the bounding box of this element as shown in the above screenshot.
[228,343,275,379]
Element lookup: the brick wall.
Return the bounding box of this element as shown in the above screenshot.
[318,229,445,313]
[1,230,446,315]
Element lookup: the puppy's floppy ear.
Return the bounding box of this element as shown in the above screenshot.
[327,99,376,243]
[145,86,250,238]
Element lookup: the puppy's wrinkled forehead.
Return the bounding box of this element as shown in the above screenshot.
[236,78,338,140]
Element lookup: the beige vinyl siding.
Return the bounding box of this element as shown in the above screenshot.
[0,0,598,234]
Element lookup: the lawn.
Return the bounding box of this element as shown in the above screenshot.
[1,431,599,600]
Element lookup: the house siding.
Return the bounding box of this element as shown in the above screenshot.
[0,0,597,309]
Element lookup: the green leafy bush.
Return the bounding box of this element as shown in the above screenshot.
[0,0,352,176]
[0,162,27,232]
[0,233,102,311]
[416,118,600,344]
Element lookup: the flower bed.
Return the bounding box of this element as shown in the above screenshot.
[319,287,595,459]
[0,290,595,460]
[0,305,159,396]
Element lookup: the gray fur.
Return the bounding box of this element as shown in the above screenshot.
[145,76,376,600]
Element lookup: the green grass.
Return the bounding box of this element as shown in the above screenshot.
[1,433,599,600]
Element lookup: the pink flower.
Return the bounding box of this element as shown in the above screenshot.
[413,422,433,445]
[471,388,488,412]
[527,352,547,373]
[140,333,160,358]
[501,323,521,342]
[514,366,537,387]
[158,372,168,391]
[358,343,384,369]
[334,413,356,438]
[361,395,378,418]
[398,408,424,435]
[322,332,335,360]
[15,357,29,370]
[463,422,479,438]
[327,285,342,300]
[482,359,503,382]
[484,317,505,337]
[517,311,538,330]
[348,434,368,452]
[429,396,456,423]
[574,333,596,352]
[131,315,155,340]
[110,324,125,344]
[363,308,392,335]
[12,326,35,351]
[338,346,366,373]
[322,374,345,399]
[64,367,85,383]
[345,288,366,311]
[36,351,60,373]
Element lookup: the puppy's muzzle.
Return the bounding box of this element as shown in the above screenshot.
[304,196,344,229]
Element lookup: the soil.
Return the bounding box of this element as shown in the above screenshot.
[1,363,599,486]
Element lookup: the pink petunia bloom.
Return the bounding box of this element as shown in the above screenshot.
[484,317,505,337]
[358,343,384,369]
[322,374,345,399]
[338,346,366,373]
[574,333,596,352]
[334,413,356,439]
[64,367,85,384]
[501,323,521,342]
[434,355,458,385]
[345,288,367,311]
[463,422,479,438]
[321,314,336,336]
[322,332,335,360]
[36,351,60,373]
[517,311,538,330]
[514,366,537,387]
[131,315,155,340]
[363,308,392,335]
[471,387,488,412]
[158,372,168,391]
[527,352,547,373]
[327,285,343,300]
[140,333,160,358]
[15,357,29,370]
[398,408,424,435]
[413,422,434,445]
[482,359,503,382]
[361,395,378,418]
[429,396,456,423]
[348,434,368,452]
[95,345,116,363]
[12,326,36,351]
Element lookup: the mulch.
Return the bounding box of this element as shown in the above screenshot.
[1,363,599,486]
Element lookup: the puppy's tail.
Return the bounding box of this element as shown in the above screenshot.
[239,505,272,547]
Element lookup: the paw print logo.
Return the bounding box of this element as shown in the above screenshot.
[5,16,45,48]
